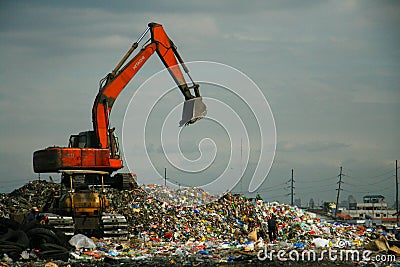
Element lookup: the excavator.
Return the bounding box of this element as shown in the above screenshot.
[32,22,207,238]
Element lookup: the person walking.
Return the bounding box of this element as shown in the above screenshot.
[267,214,278,241]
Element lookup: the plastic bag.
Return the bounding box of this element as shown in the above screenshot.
[69,234,96,249]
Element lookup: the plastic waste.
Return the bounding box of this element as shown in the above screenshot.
[108,250,118,257]
[69,234,96,249]
[293,242,304,248]
[20,251,29,260]
[197,250,209,255]
[312,237,330,248]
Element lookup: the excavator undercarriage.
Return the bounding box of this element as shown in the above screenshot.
[43,170,132,239]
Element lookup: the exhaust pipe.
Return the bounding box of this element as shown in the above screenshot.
[180,97,207,126]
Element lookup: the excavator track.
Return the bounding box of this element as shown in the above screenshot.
[101,213,129,240]
[44,213,129,239]
[44,213,75,236]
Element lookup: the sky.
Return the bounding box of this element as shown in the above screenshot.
[0,0,399,206]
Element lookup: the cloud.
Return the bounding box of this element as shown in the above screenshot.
[279,141,350,153]
[353,89,400,104]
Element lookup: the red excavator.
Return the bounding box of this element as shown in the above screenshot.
[33,22,206,189]
[31,23,206,237]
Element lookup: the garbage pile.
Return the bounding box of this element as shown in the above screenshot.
[0,180,61,219]
[143,184,220,206]
[1,180,399,266]
[106,187,262,242]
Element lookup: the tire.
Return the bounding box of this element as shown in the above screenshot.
[20,221,40,232]
[30,234,59,247]
[26,228,61,244]
[27,224,68,246]
[0,246,22,253]
[27,227,64,248]
[0,229,29,248]
[40,243,69,252]
[0,247,22,253]
[0,229,13,241]
[0,217,20,231]
[0,241,24,261]
[0,240,27,250]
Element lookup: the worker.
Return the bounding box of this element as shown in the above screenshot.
[27,207,39,222]
[267,214,278,241]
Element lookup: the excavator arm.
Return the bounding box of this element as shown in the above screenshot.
[93,22,206,150]
[33,22,206,175]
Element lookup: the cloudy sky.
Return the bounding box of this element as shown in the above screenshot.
[1,1,399,206]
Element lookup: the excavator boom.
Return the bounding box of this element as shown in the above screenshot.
[93,22,206,150]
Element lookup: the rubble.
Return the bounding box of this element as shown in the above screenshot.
[1,180,399,266]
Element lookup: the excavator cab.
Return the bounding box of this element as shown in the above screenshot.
[68,131,96,148]
[68,130,120,159]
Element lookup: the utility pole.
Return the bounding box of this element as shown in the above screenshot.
[164,168,167,188]
[396,160,398,227]
[335,166,344,218]
[240,138,243,195]
[291,169,295,206]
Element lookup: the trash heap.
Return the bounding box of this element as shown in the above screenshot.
[1,180,399,266]
[0,180,61,219]
[106,187,262,242]
[143,184,220,206]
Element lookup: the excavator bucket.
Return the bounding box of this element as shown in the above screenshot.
[180,97,207,126]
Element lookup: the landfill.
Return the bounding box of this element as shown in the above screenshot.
[1,180,399,266]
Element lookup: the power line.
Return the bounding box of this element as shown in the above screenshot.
[345,168,398,180]
[256,181,290,192]
[265,192,292,199]
[296,183,337,190]
[257,187,287,193]
[295,175,338,183]
[344,175,394,187]
[342,184,394,194]
[295,188,335,195]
